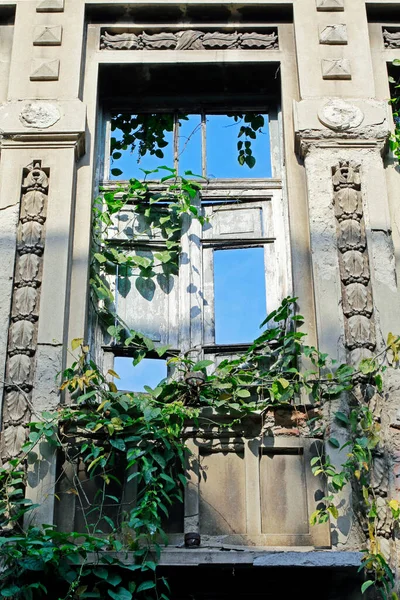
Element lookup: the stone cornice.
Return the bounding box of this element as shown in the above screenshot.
[0,99,86,158]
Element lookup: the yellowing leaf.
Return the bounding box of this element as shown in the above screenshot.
[71,338,84,351]
[389,499,400,511]
[107,369,120,379]
[108,381,118,393]
[354,470,361,480]
[328,505,339,519]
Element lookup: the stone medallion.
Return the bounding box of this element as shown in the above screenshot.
[19,101,61,129]
[318,99,364,131]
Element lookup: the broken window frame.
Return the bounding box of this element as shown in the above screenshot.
[97,103,290,379]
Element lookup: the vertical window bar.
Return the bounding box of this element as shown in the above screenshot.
[201,112,207,178]
[174,112,179,173]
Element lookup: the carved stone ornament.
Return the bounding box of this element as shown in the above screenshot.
[383,29,400,49]
[100,29,278,51]
[334,187,363,221]
[346,315,376,350]
[318,99,364,131]
[339,251,370,284]
[19,102,61,129]
[321,59,351,80]
[1,162,49,460]
[316,0,344,10]
[332,161,376,356]
[319,24,347,45]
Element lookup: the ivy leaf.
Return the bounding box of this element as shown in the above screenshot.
[156,345,171,357]
[236,389,251,398]
[94,253,107,264]
[71,338,84,351]
[192,360,214,372]
[111,168,123,177]
[328,437,340,448]
[108,587,132,600]
[361,581,375,594]
[334,411,349,425]
[110,438,126,452]
[136,581,156,593]
[1,585,21,597]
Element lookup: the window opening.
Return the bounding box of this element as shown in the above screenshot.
[206,114,271,178]
[109,112,271,180]
[214,247,267,344]
[113,356,167,392]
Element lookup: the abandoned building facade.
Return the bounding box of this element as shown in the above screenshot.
[3,0,400,598]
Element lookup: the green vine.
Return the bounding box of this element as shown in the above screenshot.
[2,107,400,600]
[1,299,400,599]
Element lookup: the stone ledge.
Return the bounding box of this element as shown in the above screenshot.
[253,551,363,568]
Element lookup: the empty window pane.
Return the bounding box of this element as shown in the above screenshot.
[214,247,267,344]
[206,114,271,178]
[178,114,202,176]
[113,357,167,392]
[110,116,174,180]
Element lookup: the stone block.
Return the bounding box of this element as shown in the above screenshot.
[33,25,63,46]
[316,0,344,11]
[319,24,348,45]
[30,59,60,81]
[36,0,64,12]
[321,59,351,80]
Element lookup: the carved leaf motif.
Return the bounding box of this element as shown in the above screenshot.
[142,32,177,49]
[22,190,46,219]
[383,30,400,49]
[19,221,43,247]
[332,161,361,188]
[175,30,203,50]
[17,254,40,283]
[342,283,372,316]
[240,32,278,49]
[23,167,49,191]
[338,219,365,251]
[340,250,369,283]
[5,390,28,421]
[9,320,35,351]
[3,425,27,458]
[202,32,238,49]
[101,30,139,50]
[14,286,38,316]
[346,315,375,349]
[8,354,32,384]
[334,188,362,219]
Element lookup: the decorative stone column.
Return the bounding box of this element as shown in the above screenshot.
[294,97,397,554]
[0,99,85,525]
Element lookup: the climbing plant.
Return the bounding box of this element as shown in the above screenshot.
[1,111,400,600]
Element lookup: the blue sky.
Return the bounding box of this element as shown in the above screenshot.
[111,114,271,391]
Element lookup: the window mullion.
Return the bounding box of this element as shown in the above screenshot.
[201,112,207,178]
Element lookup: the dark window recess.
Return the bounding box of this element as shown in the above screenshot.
[113,357,167,392]
[214,247,267,344]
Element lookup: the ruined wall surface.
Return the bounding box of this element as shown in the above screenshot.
[0,0,400,577]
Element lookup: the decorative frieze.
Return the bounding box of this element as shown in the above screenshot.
[1,163,49,458]
[100,29,278,51]
[383,29,400,49]
[332,161,376,354]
